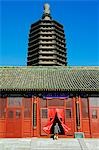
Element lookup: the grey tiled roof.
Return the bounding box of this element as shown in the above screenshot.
[0,66,99,91]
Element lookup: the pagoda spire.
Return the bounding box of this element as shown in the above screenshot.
[42,3,52,20]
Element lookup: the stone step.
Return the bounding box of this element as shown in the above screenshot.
[0,138,99,150]
[78,139,88,150]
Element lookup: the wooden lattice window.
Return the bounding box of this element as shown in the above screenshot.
[16,110,21,119]
[66,109,72,118]
[89,97,99,107]
[40,99,46,108]
[8,97,22,106]
[7,110,14,118]
[41,109,48,118]
[66,98,72,107]
[66,98,73,119]
[47,99,64,106]
[92,109,97,119]
[0,98,6,118]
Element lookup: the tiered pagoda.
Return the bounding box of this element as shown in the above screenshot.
[27,4,67,66]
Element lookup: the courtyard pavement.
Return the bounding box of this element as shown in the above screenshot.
[0,138,99,150]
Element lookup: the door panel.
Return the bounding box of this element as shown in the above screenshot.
[65,98,74,136]
[15,109,22,137]
[23,98,32,137]
[90,108,99,137]
[40,108,48,135]
[6,108,22,137]
[81,98,90,137]
[89,97,99,137]
[6,109,15,137]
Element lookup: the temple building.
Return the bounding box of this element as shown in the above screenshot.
[0,4,99,138]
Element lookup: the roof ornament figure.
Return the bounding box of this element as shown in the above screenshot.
[42,3,52,20]
[44,3,50,15]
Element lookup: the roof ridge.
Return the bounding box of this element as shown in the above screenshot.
[0,66,99,69]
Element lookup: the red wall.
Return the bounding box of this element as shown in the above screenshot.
[0,96,99,138]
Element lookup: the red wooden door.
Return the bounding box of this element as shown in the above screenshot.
[90,108,99,137]
[6,108,22,137]
[65,98,75,137]
[80,98,90,137]
[14,109,22,137]
[40,108,48,135]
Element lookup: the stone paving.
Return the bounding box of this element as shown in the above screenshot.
[0,138,99,150]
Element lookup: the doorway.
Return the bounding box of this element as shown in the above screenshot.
[40,98,75,137]
[41,108,70,136]
[50,112,65,135]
